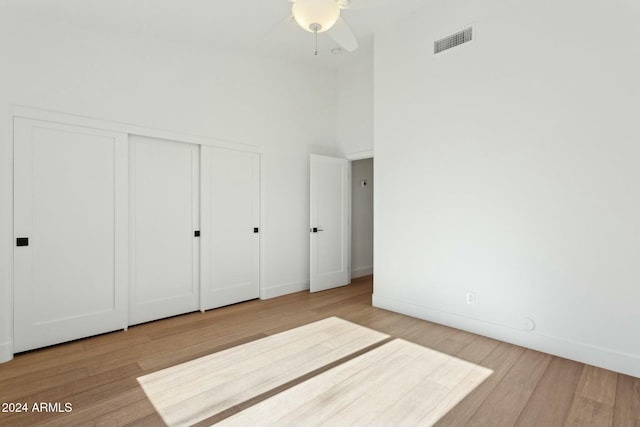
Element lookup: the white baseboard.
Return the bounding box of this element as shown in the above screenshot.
[0,340,13,364]
[373,294,640,379]
[261,281,310,300]
[351,266,373,279]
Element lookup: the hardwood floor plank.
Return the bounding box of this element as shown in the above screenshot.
[515,357,583,427]
[0,332,151,383]
[0,341,85,382]
[564,365,618,427]
[578,365,618,405]
[613,374,640,427]
[465,349,552,426]
[310,289,373,315]
[433,342,525,427]
[0,363,143,426]
[137,333,267,373]
[90,397,159,427]
[565,397,616,427]
[38,385,149,427]
[0,366,89,402]
[453,335,501,364]
[433,329,482,356]
[399,320,456,348]
[0,375,144,427]
[121,412,167,427]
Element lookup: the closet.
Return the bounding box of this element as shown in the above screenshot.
[13,116,260,352]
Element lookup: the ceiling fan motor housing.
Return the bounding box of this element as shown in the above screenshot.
[292,0,341,33]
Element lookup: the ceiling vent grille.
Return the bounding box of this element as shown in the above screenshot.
[434,27,473,54]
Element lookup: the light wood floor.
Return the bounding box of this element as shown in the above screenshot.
[218,337,492,427]
[138,317,389,426]
[0,276,638,427]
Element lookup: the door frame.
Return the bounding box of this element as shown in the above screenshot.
[308,150,375,291]
[347,154,374,281]
[345,150,374,162]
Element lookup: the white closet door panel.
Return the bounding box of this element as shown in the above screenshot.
[14,118,128,353]
[129,136,200,325]
[201,147,259,310]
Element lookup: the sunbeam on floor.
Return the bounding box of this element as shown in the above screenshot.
[137,317,492,426]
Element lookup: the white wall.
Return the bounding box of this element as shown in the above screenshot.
[0,11,340,361]
[337,58,374,158]
[351,158,374,278]
[373,0,640,377]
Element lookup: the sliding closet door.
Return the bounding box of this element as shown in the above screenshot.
[128,136,200,325]
[201,147,260,310]
[13,118,128,352]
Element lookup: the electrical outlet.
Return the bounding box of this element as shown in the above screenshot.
[466,292,476,305]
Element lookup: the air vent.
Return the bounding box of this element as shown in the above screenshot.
[434,27,473,54]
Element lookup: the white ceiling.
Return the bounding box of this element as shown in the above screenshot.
[4,0,431,69]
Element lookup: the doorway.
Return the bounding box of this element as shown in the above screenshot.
[351,158,373,279]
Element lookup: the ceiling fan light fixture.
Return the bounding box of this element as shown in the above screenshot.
[292,0,341,33]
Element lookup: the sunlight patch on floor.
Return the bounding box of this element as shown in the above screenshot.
[137,317,389,426]
[217,338,493,426]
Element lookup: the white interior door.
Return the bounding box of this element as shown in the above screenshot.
[310,154,350,292]
[13,118,128,352]
[201,147,260,310]
[128,136,200,326]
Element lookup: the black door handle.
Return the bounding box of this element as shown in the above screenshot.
[16,237,29,247]
[311,228,324,233]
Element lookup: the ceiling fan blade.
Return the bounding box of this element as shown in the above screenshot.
[327,17,358,52]
[263,14,298,42]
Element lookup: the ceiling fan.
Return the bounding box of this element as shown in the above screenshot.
[286,0,388,55]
